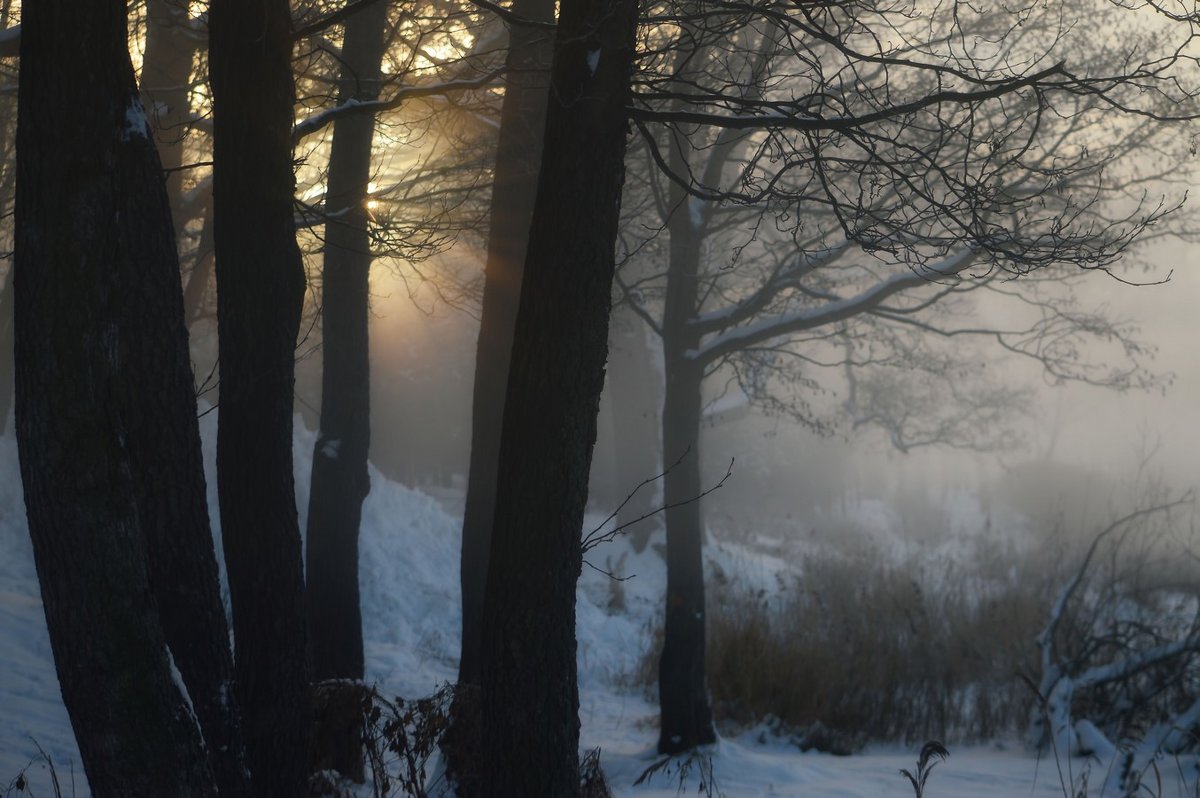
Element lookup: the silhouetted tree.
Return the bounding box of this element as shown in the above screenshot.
[209,0,311,793]
[448,0,554,791]
[477,0,640,791]
[619,0,1198,752]
[13,0,248,794]
[305,0,392,781]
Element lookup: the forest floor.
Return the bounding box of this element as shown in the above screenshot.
[1,422,1194,797]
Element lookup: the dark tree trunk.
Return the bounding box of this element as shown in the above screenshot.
[14,1,243,795]
[209,1,311,795]
[657,358,716,753]
[607,305,663,551]
[0,267,12,433]
[181,194,215,325]
[0,31,14,437]
[477,0,640,791]
[305,0,390,781]
[657,145,717,753]
[448,0,554,791]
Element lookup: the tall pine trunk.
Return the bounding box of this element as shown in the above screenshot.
[477,0,640,790]
[209,1,311,794]
[14,0,243,794]
[657,141,717,752]
[449,1,554,791]
[305,0,390,781]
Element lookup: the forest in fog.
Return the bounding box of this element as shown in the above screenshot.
[4,0,1200,796]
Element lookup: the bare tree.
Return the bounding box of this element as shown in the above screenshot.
[208,0,311,792]
[476,0,641,791]
[610,0,1200,753]
[446,0,555,792]
[304,0,392,782]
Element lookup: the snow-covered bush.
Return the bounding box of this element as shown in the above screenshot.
[1026,495,1200,792]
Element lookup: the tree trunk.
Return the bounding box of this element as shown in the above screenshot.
[477,0,640,792]
[448,0,554,791]
[181,193,215,325]
[305,0,390,782]
[607,305,663,551]
[657,357,716,753]
[14,1,240,794]
[0,267,12,433]
[209,1,311,794]
[656,141,717,753]
[140,0,198,243]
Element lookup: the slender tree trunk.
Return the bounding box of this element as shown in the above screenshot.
[657,358,716,753]
[305,0,390,781]
[140,0,198,242]
[0,267,12,433]
[448,1,554,791]
[209,1,311,794]
[181,194,215,325]
[657,139,717,753]
[478,0,640,791]
[607,306,663,551]
[14,1,240,794]
[0,25,15,436]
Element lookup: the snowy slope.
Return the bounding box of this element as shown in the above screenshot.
[1,423,1193,797]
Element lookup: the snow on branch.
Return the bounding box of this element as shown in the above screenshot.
[689,248,978,365]
[629,62,1067,133]
[685,241,853,336]
[292,68,504,142]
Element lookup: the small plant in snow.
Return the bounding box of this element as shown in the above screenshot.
[579,747,614,798]
[899,741,949,798]
[4,740,70,798]
[361,683,454,798]
[634,747,723,797]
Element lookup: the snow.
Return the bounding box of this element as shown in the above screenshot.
[1,423,1197,796]
[688,248,977,363]
[318,436,342,460]
[119,95,151,142]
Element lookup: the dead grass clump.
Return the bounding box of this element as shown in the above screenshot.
[639,535,1057,746]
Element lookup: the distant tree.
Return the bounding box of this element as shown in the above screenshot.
[615,0,1199,753]
[13,0,249,794]
[476,0,641,793]
[448,0,554,791]
[304,0,392,782]
[208,0,311,793]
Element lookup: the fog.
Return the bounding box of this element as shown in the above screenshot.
[287,225,1199,554]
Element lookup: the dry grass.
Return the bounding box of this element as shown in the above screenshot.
[635,532,1064,747]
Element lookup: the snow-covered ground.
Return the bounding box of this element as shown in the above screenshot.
[0,422,1192,797]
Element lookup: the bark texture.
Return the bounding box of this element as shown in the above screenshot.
[305,0,390,781]
[209,1,311,794]
[477,0,640,792]
[448,1,554,792]
[0,268,12,433]
[657,141,717,753]
[457,0,555,693]
[14,1,243,795]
